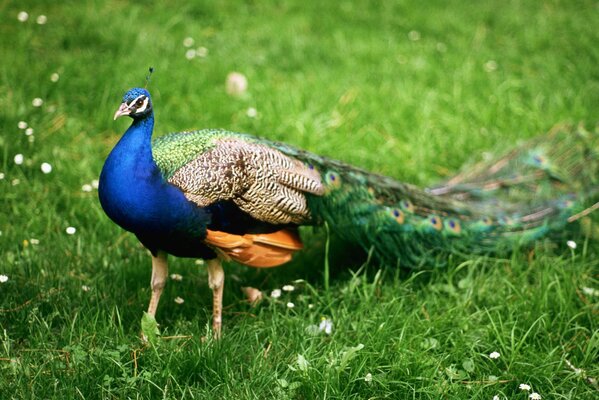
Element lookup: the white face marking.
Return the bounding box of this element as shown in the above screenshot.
[129,95,150,114]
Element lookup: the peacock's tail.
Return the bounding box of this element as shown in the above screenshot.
[280,124,599,267]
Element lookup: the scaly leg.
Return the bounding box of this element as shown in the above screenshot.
[147,251,168,318]
[207,258,224,339]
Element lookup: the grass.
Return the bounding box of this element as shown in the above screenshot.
[1,0,598,398]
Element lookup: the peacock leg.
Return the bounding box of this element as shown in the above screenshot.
[147,250,168,318]
[207,258,224,339]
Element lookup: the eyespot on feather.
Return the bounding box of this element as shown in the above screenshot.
[444,218,461,234]
[427,215,443,230]
[389,208,405,224]
[399,199,415,213]
[324,171,341,188]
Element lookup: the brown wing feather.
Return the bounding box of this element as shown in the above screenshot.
[169,139,324,225]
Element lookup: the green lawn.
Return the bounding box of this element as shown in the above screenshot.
[1,0,598,398]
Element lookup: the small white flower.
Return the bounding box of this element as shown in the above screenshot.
[484,60,498,72]
[308,303,314,309]
[0,172,5,180]
[25,127,34,136]
[246,107,258,118]
[174,296,184,304]
[0,275,8,283]
[32,98,43,107]
[364,373,373,382]
[489,351,500,359]
[65,226,76,235]
[170,273,183,281]
[185,49,196,59]
[14,154,24,165]
[529,393,541,400]
[194,259,205,266]
[270,289,282,298]
[196,46,208,57]
[183,37,194,47]
[30,238,40,245]
[408,30,421,41]
[318,318,333,335]
[17,11,29,22]
[81,184,93,192]
[11,179,20,186]
[286,302,295,308]
[282,284,295,292]
[50,73,60,82]
[519,383,531,391]
[226,72,248,96]
[40,162,52,174]
[18,121,28,129]
[81,285,91,292]
[567,240,577,249]
[582,287,598,297]
[91,179,99,189]
[36,15,47,25]
[492,396,500,400]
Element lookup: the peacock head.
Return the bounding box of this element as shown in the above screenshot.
[114,88,153,120]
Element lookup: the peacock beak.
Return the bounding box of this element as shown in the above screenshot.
[113,103,131,120]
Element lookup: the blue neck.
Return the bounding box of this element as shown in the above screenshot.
[99,114,207,239]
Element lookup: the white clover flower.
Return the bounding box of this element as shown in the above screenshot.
[185,49,196,59]
[308,303,314,309]
[246,107,257,118]
[226,72,248,96]
[40,162,52,174]
[318,318,333,335]
[196,46,208,57]
[408,30,421,41]
[32,98,43,107]
[12,179,20,186]
[17,11,29,22]
[492,396,500,400]
[519,383,531,391]
[582,287,598,297]
[81,184,93,192]
[364,373,373,382]
[489,351,500,359]
[36,15,47,25]
[174,296,184,304]
[170,273,183,281]
[282,284,295,292]
[286,302,295,308]
[183,37,194,47]
[65,226,76,235]
[0,172,5,180]
[50,73,60,82]
[567,240,577,249]
[81,285,91,292]
[25,127,34,136]
[270,289,282,298]
[30,238,40,245]
[18,121,28,129]
[529,393,541,400]
[484,60,498,72]
[0,275,8,283]
[91,179,99,189]
[14,154,24,165]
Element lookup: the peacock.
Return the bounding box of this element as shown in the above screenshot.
[99,87,599,338]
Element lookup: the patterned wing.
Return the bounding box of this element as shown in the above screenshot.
[167,137,325,225]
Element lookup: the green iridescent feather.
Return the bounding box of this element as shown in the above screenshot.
[152,124,599,268]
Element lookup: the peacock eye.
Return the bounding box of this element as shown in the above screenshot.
[136,98,145,107]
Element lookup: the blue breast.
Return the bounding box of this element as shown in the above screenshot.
[98,116,213,258]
